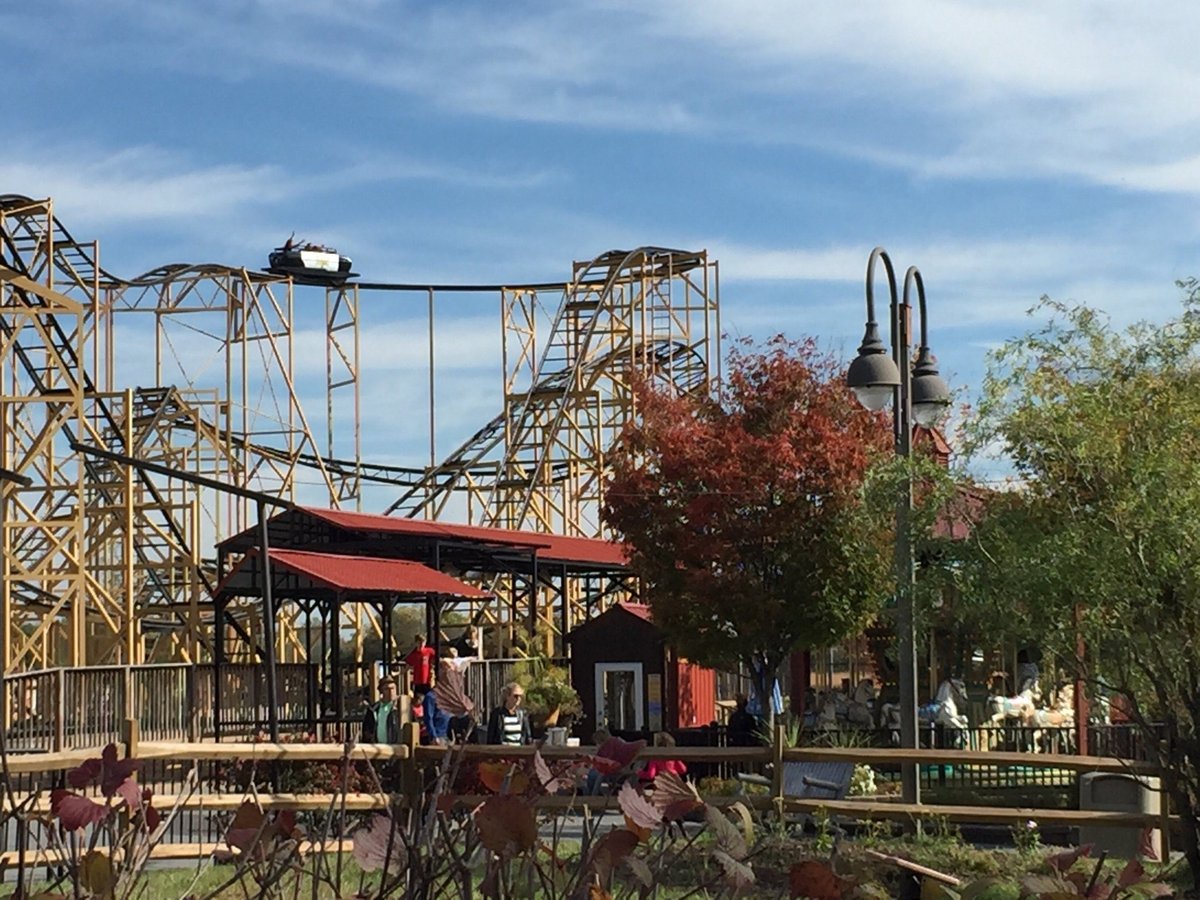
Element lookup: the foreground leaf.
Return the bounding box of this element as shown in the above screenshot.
[589,737,646,774]
[478,759,530,794]
[625,855,654,889]
[728,800,755,849]
[713,848,755,892]
[474,795,537,856]
[351,814,407,873]
[531,751,556,792]
[587,827,641,881]
[705,804,748,860]
[224,801,266,851]
[623,814,652,843]
[79,849,115,898]
[1045,843,1093,873]
[1017,874,1072,896]
[50,790,107,830]
[618,781,661,830]
[650,770,702,820]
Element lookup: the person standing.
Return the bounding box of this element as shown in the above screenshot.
[434,647,476,742]
[486,682,531,746]
[451,625,482,660]
[404,634,436,693]
[726,694,760,746]
[414,684,451,745]
[361,675,401,744]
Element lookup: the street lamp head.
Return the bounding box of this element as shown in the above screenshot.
[910,347,951,427]
[847,323,901,411]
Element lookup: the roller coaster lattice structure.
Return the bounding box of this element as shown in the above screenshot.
[0,194,719,672]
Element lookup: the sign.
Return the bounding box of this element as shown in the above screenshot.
[647,673,663,731]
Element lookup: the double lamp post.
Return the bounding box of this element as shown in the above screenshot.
[846,246,951,806]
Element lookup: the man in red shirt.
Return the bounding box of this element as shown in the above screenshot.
[404,634,436,692]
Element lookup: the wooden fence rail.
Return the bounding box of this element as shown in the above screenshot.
[0,724,1174,861]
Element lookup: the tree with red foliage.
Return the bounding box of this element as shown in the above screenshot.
[604,337,893,714]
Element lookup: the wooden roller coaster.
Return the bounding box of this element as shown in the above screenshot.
[0,194,720,673]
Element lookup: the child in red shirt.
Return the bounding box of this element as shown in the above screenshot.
[641,732,687,782]
[404,634,436,691]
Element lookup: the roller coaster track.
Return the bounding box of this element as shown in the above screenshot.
[383,247,715,532]
[0,201,213,607]
[383,337,709,511]
[1,193,719,663]
[0,196,302,659]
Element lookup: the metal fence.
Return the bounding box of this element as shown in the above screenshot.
[1,659,571,752]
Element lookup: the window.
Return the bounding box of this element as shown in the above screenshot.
[594,663,644,731]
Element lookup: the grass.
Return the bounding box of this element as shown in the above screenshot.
[12,831,1177,899]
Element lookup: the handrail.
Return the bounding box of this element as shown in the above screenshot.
[0,730,1175,855]
[779,745,1156,776]
[135,740,410,762]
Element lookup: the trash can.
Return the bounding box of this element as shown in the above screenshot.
[546,726,568,746]
[1079,772,1161,859]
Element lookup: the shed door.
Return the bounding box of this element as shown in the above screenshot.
[595,663,644,732]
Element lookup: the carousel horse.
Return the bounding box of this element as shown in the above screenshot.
[987,677,1042,725]
[878,700,902,744]
[920,677,971,746]
[878,678,969,746]
[811,680,877,731]
[814,690,841,729]
[985,677,1043,750]
[845,679,877,729]
[1027,683,1075,753]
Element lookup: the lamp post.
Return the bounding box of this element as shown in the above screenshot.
[846,247,950,806]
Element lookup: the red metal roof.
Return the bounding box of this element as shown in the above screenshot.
[223,549,490,598]
[533,533,630,568]
[299,507,547,549]
[296,506,629,568]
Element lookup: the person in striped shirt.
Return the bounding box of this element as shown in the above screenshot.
[485,682,532,745]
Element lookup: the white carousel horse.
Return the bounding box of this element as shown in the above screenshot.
[920,677,971,731]
[878,678,969,746]
[845,679,877,728]
[1027,683,1076,753]
[878,700,901,744]
[985,677,1043,751]
[987,677,1041,725]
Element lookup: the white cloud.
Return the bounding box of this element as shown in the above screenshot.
[29,2,1200,196]
[708,235,1124,291]
[648,1,1200,194]
[0,145,284,225]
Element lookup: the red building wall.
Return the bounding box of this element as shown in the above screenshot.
[673,658,716,728]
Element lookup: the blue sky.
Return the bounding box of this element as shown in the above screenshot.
[6,1,1199,505]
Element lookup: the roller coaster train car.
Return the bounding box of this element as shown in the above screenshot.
[267,237,356,285]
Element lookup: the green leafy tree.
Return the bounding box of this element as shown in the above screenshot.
[603,336,895,714]
[958,290,1200,887]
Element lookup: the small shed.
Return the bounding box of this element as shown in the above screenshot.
[567,603,716,736]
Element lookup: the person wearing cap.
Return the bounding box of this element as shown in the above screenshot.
[362,675,402,744]
[485,682,532,746]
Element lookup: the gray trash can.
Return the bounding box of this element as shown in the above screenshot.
[1079,772,1161,859]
